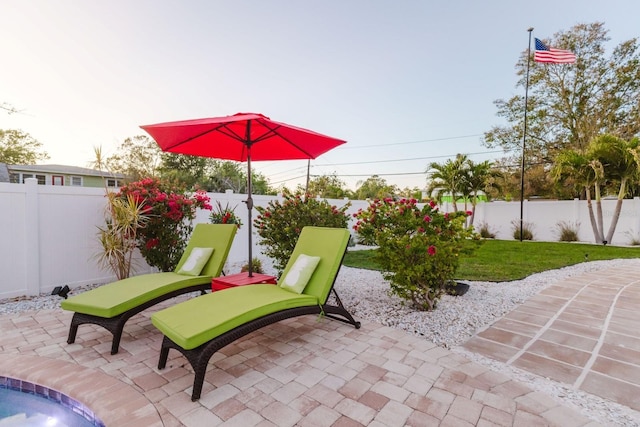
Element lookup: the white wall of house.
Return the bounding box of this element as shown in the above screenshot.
[1,179,639,299]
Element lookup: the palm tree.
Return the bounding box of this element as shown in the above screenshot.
[426,154,468,212]
[464,160,502,227]
[552,134,639,244]
[551,150,602,242]
[589,135,640,243]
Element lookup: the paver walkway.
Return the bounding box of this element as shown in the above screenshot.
[463,263,640,413]
[1,295,598,426]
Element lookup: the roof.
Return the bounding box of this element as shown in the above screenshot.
[7,164,126,178]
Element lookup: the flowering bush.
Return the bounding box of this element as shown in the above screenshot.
[117,177,212,272]
[255,192,350,275]
[209,201,243,228]
[353,198,479,311]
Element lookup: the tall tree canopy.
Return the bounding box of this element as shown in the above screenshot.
[298,173,352,199]
[484,22,640,169]
[106,135,163,180]
[0,129,49,164]
[354,175,398,200]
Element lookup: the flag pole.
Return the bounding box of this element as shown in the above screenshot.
[520,27,534,241]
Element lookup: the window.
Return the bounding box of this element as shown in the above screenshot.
[107,179,122,187]
[9,173,19,183]
[70,176,82,186]
[52,175,64,186]
[20,174,46,184]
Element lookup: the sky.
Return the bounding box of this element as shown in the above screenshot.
[1,1,639,191]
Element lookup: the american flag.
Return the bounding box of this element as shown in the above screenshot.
[534,38,576,64]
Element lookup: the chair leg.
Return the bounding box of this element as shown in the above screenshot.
[111,329,124,355]
[67,316,79,344]
[158,340,170,370]
[191,365,207,401]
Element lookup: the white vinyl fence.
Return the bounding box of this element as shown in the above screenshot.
[2,179,639,299]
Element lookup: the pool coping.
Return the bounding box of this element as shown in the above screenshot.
[0,354,162,426]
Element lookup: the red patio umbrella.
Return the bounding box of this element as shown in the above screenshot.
[140,112,346,276]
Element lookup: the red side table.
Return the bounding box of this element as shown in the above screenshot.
[211,272,277,291]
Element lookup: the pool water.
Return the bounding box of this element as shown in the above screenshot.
[0,377,104,427]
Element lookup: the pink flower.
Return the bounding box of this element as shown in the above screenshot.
[427,245,436,256]
[429,200,437,208]
[423,215,431,222]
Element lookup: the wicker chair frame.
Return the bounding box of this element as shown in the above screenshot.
[67,284,209,355]
[158,287,360,401]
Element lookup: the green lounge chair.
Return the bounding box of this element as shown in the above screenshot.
[151,226,360,401]
[61,223,237,355]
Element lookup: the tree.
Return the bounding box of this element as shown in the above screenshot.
[1,102,18,115]
[158,153,208,189]
[354,175,398,200]
[201,160,270,194]
[552,134,639,244]
[465,159,502,226]
[485,22,640,198]
[298,173,353,199]
[106,135,162,180]
[426,154,468,211]
[591,134,640,243]
[0,129,49,164]
[551,150,600,243]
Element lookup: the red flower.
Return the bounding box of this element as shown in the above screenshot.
[145,238,160,250]
[423,215,431,223]
[427,245,436,256]
[429,200,437,208]
[466,210,472,216]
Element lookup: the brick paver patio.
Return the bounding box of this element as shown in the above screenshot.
[1,294,597,426]
[463,263,640,414]
[3,263,640,425]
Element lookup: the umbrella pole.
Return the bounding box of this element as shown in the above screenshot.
[246,150,254,277]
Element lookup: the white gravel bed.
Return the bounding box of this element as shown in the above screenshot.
[1,257,639,425]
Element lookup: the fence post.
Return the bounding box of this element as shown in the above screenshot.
[24,178,41,296]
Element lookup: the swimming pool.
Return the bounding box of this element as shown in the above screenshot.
[0,376,104,426]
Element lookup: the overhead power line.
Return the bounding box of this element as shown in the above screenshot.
[313,149,505,167]
[336,134,484,149]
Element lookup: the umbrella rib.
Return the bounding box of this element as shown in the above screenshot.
[253,122,317,159]
[162,123,246,151]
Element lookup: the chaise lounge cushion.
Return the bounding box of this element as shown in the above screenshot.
[61,272,212,318]
[61,223,237,319]
[151,284,318,350]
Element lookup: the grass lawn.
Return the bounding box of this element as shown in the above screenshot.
[344,240,640,282]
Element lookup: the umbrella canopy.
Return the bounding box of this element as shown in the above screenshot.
[140,112,346,276]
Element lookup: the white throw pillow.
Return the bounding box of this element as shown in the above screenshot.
[176,247,214,276]
[279,254,321,294]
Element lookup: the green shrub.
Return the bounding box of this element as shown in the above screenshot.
[511,220,534,240]
[209,201,243,228]
[254,192,350,275]
[624,230,640,246]
[478,221,496,239]
[241,258,264,274]
[354,198,479,311]
[555,220,580,242]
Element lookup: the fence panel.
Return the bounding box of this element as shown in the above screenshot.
[1,181,638,299]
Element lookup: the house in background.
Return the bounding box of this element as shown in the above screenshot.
[0,163,126,188]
